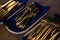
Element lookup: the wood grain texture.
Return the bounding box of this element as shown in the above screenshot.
[0,0,60,40]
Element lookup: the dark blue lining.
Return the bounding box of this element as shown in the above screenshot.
[3,2,49,32]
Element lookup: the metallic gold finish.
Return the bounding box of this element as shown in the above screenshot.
[16,8,39,29]
[15,4,36,29]
[0,0,14,16]
[49,32,60,40]
[17,15,32,29]
[7,5,25,20]
[44,29,58,40]
[0,2,19,19]
[27,20,48,40]
[0,10,9,19]
[0,0,19,21]
[0,9,5,15]
[16,8,29,22]
[39,27,52,40]
[34,25,50,40]
[6,1,16,9]
[26,20,60,40]
[16,3,35,22]
[0,0,13,16]
[27,23,41,40]
[50,29,57,36]
[1,0,13,8]
[8,2,19,11]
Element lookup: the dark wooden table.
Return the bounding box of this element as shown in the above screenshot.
[0,0,60,40]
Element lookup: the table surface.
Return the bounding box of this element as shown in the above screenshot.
[0,0,60,40]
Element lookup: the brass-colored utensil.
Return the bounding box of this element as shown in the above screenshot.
[17,15,32,29]
[16,8,39,29]
[27,20,48,40]
[0,0,19,21]
[45,29,58,40]
[0,0,13,15]
[1,0,13,9]
[49,32,60,40]
[0,9,5,15]
[39,27,52,40]
[6,1,16,9]
[34,25,50,40]
[50,29,57,36]
[27,19,60,40]
[0,2,19,19]
[16,3,36,22]
[16,8,30,22]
